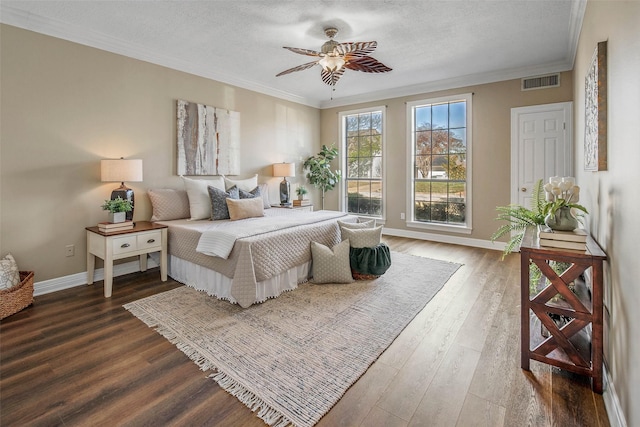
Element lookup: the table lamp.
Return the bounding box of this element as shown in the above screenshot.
[101,158,143,221]
[272,162,295,206]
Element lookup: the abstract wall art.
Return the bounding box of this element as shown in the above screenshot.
[177,100,240,175]
[584,41,607,171]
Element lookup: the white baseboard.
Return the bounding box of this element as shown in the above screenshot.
[34,258,160,296]
[382,227,506,252]
[603,364,628,427]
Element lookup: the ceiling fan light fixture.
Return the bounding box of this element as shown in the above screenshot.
[318,54,345,73]
[276,26,391,90]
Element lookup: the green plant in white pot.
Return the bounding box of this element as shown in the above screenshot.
[296,185,308,200]
[303,145,342,210]
[101,197,133,223]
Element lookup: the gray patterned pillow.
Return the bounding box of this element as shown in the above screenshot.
[310,240,353,284]
[0,253,20,290]
[148,189,190,221]
[208,185,239,220]
[239,186,261,199]
[341,226,383,248]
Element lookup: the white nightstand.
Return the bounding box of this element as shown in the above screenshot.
[86,221,168,297]
[271,204,314,212]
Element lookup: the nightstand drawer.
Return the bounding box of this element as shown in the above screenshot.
[112,235,137,255]
[137,231,162,251]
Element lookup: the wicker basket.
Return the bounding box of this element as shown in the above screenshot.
[0,271,34,320]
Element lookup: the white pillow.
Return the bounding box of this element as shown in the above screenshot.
[0,253,21,290]
[223,174,258,192]
[227,197,265,220]
[259,183,271,209]
[181,176,225,220]
[310,240,353,284]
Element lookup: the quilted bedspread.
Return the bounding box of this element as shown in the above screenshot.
[157,210,356,307]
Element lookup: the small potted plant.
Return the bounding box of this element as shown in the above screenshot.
[101,197,133,223]
[296,185,308,200]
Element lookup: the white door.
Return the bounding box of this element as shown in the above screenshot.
[510,102,573,208]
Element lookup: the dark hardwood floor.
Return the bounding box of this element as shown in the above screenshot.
[0,237,610,426]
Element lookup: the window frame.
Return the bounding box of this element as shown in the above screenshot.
[406,93,473,234]
[338,105,387,221]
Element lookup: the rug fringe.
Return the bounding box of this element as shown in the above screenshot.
[210,371,293,427]
[125,304,295,426]
[124,305,218,372]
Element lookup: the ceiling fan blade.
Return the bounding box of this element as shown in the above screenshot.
[335,41,377,58]
[321,68,345,86]
[276,61,319,77]
[345,56,392,73]
[283,46,322,57]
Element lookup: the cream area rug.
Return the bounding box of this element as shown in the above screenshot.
[124,252,461,427]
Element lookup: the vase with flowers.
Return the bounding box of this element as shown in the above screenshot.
[542,176,588,231]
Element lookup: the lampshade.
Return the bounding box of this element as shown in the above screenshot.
[272,162,295,178]
[101,159,143,182]
[101,158,143,222]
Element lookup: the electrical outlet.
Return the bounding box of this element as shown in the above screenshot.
[400,212,405,220]
[65,244,75,257]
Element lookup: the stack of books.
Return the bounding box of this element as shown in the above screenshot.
[293,199,311,207]
[538,227,587,251]
[98,221,134,233]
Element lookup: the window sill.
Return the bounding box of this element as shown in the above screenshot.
[406,220,472,235]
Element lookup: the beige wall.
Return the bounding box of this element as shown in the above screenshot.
[0,25,320,281]
[320,75,573,241]
[574,1,640,424]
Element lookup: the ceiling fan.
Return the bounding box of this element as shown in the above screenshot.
[276,27,392,87]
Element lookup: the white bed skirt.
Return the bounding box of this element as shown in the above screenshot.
[167,254,311,305]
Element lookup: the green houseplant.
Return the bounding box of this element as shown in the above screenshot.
[101,196,133,223]
[303,144,342,210]
[296,185,308,200]
[491,177,589,258]
[491,179,548,259]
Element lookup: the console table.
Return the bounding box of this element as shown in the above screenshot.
[519,227,606,393]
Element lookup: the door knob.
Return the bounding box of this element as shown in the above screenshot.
[521,187,527,192]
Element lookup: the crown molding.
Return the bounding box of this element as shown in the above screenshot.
[567,0,588,69]
[0,5,321,108]
[1,2,584,111]
[320,60,573,109]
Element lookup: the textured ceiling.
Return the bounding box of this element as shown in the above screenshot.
[1,1,585,108]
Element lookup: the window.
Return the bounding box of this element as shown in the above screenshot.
[407,94,472,233]
[339,107,385,218]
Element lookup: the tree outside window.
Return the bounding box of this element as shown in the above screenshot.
[410,96,470,226]
[340,108,384,218]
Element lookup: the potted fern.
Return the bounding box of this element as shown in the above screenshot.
[101,197,133,223]
[491,179,547,259]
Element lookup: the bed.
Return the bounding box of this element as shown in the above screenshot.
[155,208,357,307]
